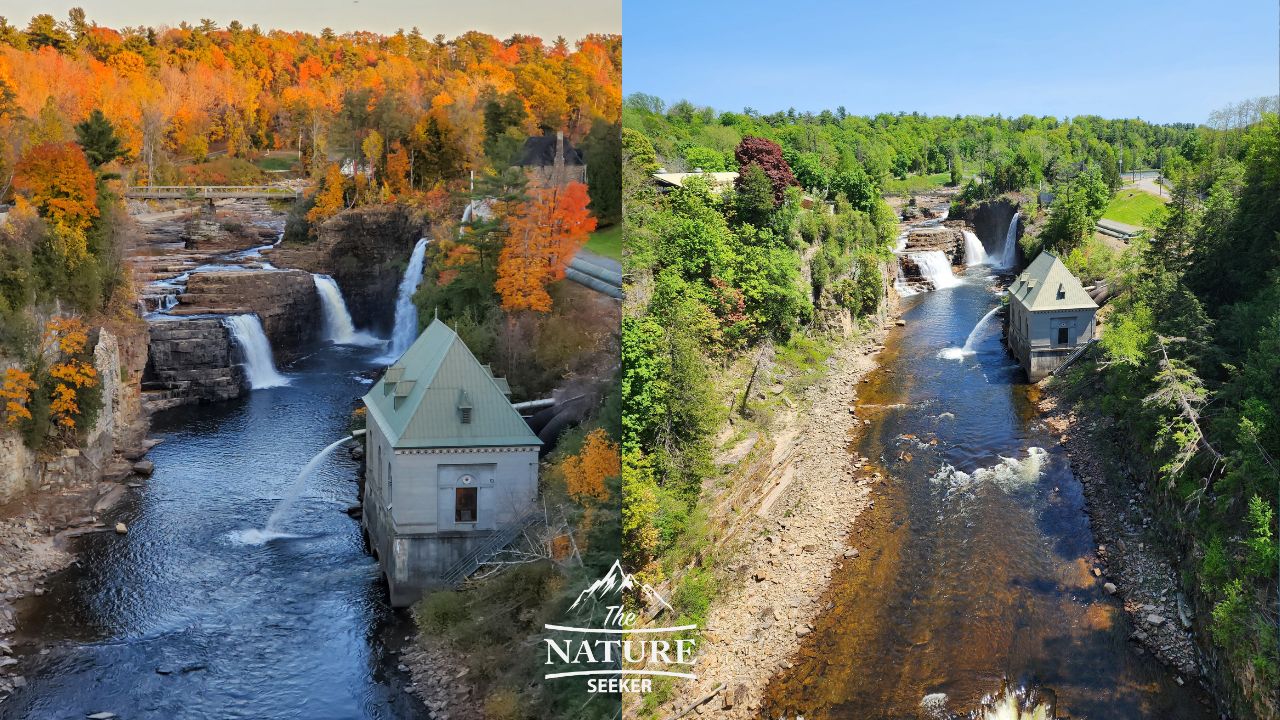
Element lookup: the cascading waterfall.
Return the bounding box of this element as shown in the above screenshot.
[963,230,989,266]
[893,261,919,297]
[909,250,961,290]
[224,314,289,389]
[1000,212,1021,269]
[939,306,1000,359]
[382,238,429,362]
[312,274,380,346]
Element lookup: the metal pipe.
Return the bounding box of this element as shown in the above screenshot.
[511,398,556,412]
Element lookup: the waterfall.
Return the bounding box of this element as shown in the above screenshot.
[893,261,919,297]
[908,251,961,290]
[963,230,989,266]
[224,314,289,389]
[312,274,380,346]
[939,306,1000,359]
[1000,212,1021,269]
[382,238,429,362]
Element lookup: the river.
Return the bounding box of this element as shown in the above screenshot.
[763,262,1213,719]
[5,343,425,720]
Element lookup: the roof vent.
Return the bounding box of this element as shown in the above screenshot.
[457,389,473,424]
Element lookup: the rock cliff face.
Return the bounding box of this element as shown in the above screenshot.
[950,196,1021,254]
[0,322,149,504]
[176,270,320,362]
[142,317,247,412]
[268,206,426,335]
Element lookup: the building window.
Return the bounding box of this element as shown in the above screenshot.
[1057,327,1069,345]
[455,487,477,523]
[1056,284,1066,300]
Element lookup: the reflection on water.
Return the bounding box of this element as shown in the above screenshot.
[7,345,425,720]
[763,268,1212,719]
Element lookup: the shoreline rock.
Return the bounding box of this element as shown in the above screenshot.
[647,302,898,719]
[1036,389,1208,685]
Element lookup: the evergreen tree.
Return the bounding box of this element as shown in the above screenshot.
[74,110,126,168]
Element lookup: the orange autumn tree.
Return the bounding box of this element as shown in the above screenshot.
[12,142,99,264]
[495,181,596,312]
[562,428,620,503]
[42,316,98,432]
[554,427,620,559]
[1,369,38,426]
[306,163,346,226]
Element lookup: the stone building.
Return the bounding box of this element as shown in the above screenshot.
[515,131,587,189]
[361,319,541,606]
[1005,251,1099,381]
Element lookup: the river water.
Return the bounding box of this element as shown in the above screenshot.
[6,344,425,720]
[763,264,1213,719]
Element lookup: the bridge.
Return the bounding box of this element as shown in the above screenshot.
[124,185,301,201]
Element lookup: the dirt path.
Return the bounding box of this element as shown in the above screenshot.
[660,316,896,719]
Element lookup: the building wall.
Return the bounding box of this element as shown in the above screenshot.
[361,419,539,606]
[1007,300,1097,381]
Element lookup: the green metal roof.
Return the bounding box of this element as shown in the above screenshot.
[1009,251,1098,312]
[363,319,541,449]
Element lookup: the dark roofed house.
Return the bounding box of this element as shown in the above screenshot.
[514,130,587,189]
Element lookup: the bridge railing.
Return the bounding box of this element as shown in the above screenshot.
[125,185,301,199]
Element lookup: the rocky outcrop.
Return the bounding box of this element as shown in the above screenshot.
[174,270,320,362]
[142,317,246,411]
[268,206,427,335]
[950,195,1022,258]
[902,226,964,263]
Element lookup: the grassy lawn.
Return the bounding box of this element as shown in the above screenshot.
[584,224,621,260]
[1103,188,1166,227]
[883,172,952,196]
[254,156,298,172]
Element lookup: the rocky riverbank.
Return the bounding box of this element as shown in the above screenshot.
[1036,388,1209,686]
[0,438,160,706]
[655,310,897,719]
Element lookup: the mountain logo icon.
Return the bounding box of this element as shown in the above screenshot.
[569,559,673,613]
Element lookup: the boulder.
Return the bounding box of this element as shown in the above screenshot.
[132,460,155,476]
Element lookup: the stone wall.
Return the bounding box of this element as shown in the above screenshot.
[268,206,427,336]
[177,269,320,362]
[143,317,246,412]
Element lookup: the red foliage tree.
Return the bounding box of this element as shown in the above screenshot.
[734,136,798,204]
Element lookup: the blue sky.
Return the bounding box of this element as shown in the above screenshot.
[623,0,1278,124]
[3,1,619,41]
